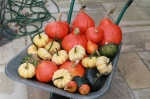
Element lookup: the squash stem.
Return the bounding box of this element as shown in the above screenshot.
[89,50,96,59]
[74,47,77,53]
[105,6,116,17]
[53,76,64,81]
[30,35,38,51]
[48,40,54,52]
[56,12,62,22]
[72,60,79,68]
[55,48,59,56]
[79,5,86,12]
[95,50,100,57]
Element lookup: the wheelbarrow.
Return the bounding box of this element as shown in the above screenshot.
[5,0,133,99]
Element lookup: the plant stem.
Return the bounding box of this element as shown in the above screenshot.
[53,76,64,81]
[55,48,59,56]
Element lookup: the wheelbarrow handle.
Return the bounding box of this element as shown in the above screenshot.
[126,0,133,7]
[115,0,133,25]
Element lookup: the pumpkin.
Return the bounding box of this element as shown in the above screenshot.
[85,27,104,43]
[52,49,68,65]
[82,55,97,68]
[64,81,77,92]
[99,42,119,58]
[98,7,122,46]
[86,40,98,55]
[45,12,70,39]
[79,84,90,95]
[33,33,49,47]
[37,48,52,60]
[36,60,58,82]
[27,44,38,55]
[84,68,106,92]
[45,40,60,55]
[59,61,85,77]
[52,69,72,88]
[72,6,95,34]
[62,28,87,52]
[18,63,36,79]
[69,45,86,62]
[96,56,112,75]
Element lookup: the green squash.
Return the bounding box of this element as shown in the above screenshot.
[99,43,119,58]
[73,76,89,88]
[84,68,106,92]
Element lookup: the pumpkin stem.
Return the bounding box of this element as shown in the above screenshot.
[105,6,116,18]
[74,28,80,35]
[56,12,62,22]
[55,48,59,56]
[95,50,100,57]
[52,76,64,81]
[80,5,86,12]
[94,29,98,33]
[89,50,96,59]
[72,60,79,68]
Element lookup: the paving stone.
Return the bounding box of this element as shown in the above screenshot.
[0,38,26,64]
[117,52,150,89]
[121,31,150,53]
[135,0,150,7]
[101,2,150,26]
[0,65,28,99]
[28,86,50,99]
[132,88,150,99]
[99,68,134,99]
[137,51,150,70]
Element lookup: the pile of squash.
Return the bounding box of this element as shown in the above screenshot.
[18,6,122,95]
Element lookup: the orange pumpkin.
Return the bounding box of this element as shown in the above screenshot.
[85,27,104,43]
[36,60,58,82]
[45,13,70,39]
[86,40,98,55]
[62,28,87,52]
[98,7,122,46]
[72,6,95,34]
[59,61,85,77]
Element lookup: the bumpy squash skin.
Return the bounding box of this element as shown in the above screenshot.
[99,43,119,58]
[84,68,106,92]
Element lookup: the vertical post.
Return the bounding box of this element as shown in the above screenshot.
[67,0,75,24]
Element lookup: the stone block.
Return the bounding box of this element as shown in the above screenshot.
[117,52,150,89]
[132,88,150,99]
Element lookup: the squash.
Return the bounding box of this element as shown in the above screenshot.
[45,40,61,55]
[36,60,58,82]
[86,40,98,55]
[64,81,77,93]
[62,28,87,52]
[73,76,90,95]
[52,49,68,65]
[98,7,122,46]
[37,48,52,60]
[52,69,72,88]
[85,27,104,43]
[84,68,106,91]
[69,45,86,62]
[72,6,95,34]
[99,42,119,58]
[96,56,112,75]
[59,61,85,77]
[18,62,36,79]
[27,44,38,55]
[45,12,70,39]
[33,33,49,47]
[82,56,97,68]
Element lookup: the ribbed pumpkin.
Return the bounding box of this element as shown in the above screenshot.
[85,27,104,43]
[72,6,95,34]
[45,12,70,39]
[62,28,87,52]
[98,7,122,46]
[59,61,85,77]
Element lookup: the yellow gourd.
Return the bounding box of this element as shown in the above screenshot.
[18,63,36,79]
[52,49,68,65]
[45,40,60,55]
[82,56,97,68]
[69,45,86,62]
[96,56,112,75]
[37,48,52,60]
[33,33,49,47]
[52,69,72,88]
[27,44,38,55]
